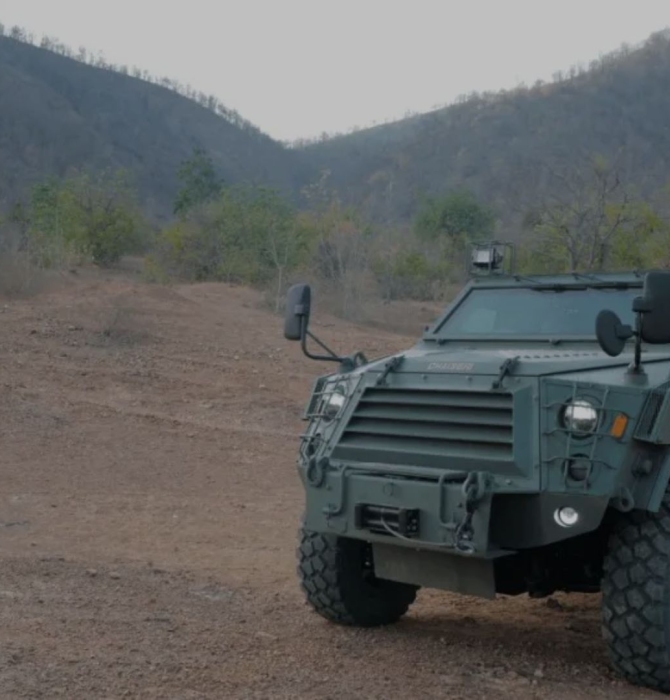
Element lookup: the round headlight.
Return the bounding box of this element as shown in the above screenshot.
[321,387,346,421]
[561,399,599,436]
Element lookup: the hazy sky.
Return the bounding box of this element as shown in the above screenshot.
[2,1,669,141]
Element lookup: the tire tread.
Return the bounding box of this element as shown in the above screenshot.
[297,525,417,627]
[603,492,670,692]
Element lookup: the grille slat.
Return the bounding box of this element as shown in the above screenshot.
[635,391,665,441]
[359,389,512,410]
[354,404,512,427]
[333,387,514,468]
[336,435,512,461]
[345,418,512,444]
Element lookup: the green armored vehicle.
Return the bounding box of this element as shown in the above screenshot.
[283,242,670,693]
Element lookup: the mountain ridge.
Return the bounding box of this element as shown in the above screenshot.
[4,26,670,229]
[298,28,670,227]
[0,33,309,220]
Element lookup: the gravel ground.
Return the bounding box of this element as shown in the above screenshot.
[0,269,662,699]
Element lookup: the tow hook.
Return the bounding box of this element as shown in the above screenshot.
[454,471,491,554]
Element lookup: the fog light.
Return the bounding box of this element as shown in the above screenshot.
[554,507,580,528]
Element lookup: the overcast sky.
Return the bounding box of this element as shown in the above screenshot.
[2,1,669,141]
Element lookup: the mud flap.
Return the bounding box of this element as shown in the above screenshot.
[372,542,497,599]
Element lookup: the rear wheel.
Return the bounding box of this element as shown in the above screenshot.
[297,524,418,626]
[602,493,670,692]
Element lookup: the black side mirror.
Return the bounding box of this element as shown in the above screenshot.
[595,309,634,357]
[595,271,670,372]
[282,284,365,369]
[284,283,311,341]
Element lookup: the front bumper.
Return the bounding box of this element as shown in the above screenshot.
[300,462,611,558]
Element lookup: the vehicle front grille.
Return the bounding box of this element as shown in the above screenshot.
[635,391,665,442]
[332,387,514,469]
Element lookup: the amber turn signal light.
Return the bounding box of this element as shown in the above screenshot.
[610,414,628,439]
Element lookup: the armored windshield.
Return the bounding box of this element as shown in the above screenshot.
[436,286,640,338]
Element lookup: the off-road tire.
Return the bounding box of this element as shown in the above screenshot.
[297,524,418,627]
[602,493,670,692]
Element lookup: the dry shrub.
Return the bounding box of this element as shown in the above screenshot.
[0,248,53,299]
[260,267,460,338]
[96,293,150,346]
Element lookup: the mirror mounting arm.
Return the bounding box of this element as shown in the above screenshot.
[299,319,343,364]
[284,284,367,372]
[300,325,367,372]
[629,312,645,375]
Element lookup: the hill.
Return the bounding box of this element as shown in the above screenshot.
[5,26,670,234]
[0,34,310,220]
[300,29,670,229]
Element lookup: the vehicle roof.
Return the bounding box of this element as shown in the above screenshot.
[465,270,646,289]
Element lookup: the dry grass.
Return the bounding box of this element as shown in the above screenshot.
[260,270,456,337]
[0,250,56,299]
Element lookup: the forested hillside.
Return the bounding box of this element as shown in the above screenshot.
[4,23,670,232]
[0,31,308,220]
[4,22,670,318]
[300,29,670,229]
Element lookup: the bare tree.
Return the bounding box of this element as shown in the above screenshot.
[527,154,640,271]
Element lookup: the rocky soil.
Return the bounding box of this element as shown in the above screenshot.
[0,268,661,699]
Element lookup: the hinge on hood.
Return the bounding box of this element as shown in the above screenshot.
[375,354,405,386]
[492,355,520,390]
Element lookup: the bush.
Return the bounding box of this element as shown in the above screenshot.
[18,169,148,269]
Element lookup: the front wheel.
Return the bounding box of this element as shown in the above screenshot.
[297,524,418,627]
[602,494,670,692]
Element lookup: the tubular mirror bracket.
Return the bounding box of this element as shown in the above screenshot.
[300,316,342,364]
[284,284,367,372]
[299,318,367,372]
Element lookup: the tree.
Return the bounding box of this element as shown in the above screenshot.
[26,178,73,267]
[63,169,147,266]
[523,155,657,272]
[156,183,311,296]
[414,189,495,242]
[173,148,224,216]
[22,169,147,268]
[252,188,311,311]
[307,200,374,319]
[9,26,25,41]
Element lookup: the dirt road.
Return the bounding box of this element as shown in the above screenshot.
[0,269,661,699]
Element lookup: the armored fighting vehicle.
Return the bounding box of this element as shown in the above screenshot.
[283,242,670,693]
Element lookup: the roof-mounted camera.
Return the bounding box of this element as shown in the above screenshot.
[467,241,515,277]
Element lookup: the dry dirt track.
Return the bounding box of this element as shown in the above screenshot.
[0,267,662,699]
